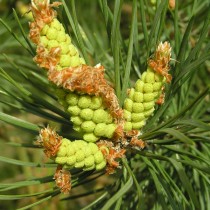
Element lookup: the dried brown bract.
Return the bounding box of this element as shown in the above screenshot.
[37,126,62,158]
[48,64,123,120]
[54,165,71,194]
[29,0,61,44]
[97,140,126,174]
[148,42,172,83]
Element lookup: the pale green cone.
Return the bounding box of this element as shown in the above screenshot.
[40,18,85,69]
[39,17,85,107]
[123,67,166,131]
[40,18,117,141]
[65,94,117,142]
[55,138,107,171]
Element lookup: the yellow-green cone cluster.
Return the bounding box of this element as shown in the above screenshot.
[31,2,172,194]
[39,17,117,141]
[65,93,117,142]
[55,138,107,171]
[55,89,117,142]
[39,15,85,111]
[123,67,165,131]
[40,18,85,70]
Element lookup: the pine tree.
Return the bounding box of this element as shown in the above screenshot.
[0,0,209,209]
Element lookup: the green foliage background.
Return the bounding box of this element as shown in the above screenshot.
[0,0,209,209]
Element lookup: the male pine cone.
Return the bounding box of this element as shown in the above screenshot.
[37,127,108,171]
[123,68,165,131]
[30,0,119,141]
[55,139,107,171]
[123,41,172,131]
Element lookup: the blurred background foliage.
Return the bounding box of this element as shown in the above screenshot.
[0,0,209,209]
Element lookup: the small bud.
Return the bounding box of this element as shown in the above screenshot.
[141,72,147,82]
[96,160,106,170]
[57,146,67,157]
[80,108,94,120]
[132,121,145,130]
[89,96,102,109]
[50,19,61,31]
[75,150,85,162]
[153,82,163,91]
[75,161,84,168]
[94,123,107,136]
[89,142,99,154]
[60,54,71,67]
[144,108,155,117]
[92,109,109,124]
[133,92,143,103]
[69,55,81,67]
[104,124,117,139]
[123,110,132,121]
[66,145,75,156]
[73,140,87,149]
[46,27,57,40]
[83,133,99,142]
[57,31,67,42]
[40,36,48,47]
[60,25,65,32]
[66,93,79,106]
[80,58,86,65]
[94,151,105,164]
[73,125,82,133]
[66,156,76,165]
[66,35,71,45]
[124,122,132,131]
[71,116,83,126]
[128,88,135,100]
[143,93,154,102]
[124,98,133,112]
[143,83,154,93]
[47,40,59,49]
[56,65,63,72]
[131,113,145,122]
[105,112,113,124]
[143,101,155,110]
[83,164,95,171]
[60,43,69,54]
[135,80,144,92]
[144,71,155,83]
[69,44,77,56]
[78,95,92,109]
[67,105,81,116]
[81,121,96,133]
[62,138,71,147]
[153,91,159,99]
[132,103,144,113]
[82,146,92,157]
[84,155,95,167]
[55,156,67,164]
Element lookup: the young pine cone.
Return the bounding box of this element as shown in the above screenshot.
[123,42,172,131]
[123,68,166,131]
[55,139,107,171]
[30,0,121,142]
